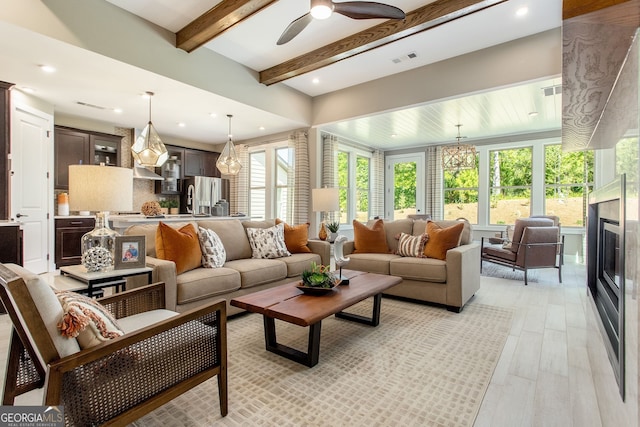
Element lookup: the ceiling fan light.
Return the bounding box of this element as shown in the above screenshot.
[311,0,333,19]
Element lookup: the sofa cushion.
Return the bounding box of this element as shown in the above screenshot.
[345,253,400,275]
[156,222,202,274]
[396,232,428,257]
[276,219,312,253]
[224,258,287,288]
[56,291,124,349]
[197,220,252,261]
[241,219,276,230]
[509,217,554,253]
[423,221,464,260]
[175,267,241,305]
[278,253,322,277]
[413,218,473,245]
[483,245,517,262]
[375,218,414,253]
[353,219,390,254]
[390,257,447,283]
[246,223,291,259]
[118,309,178,333]
[198,227,226,268]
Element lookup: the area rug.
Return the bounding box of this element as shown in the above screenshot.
[133,299,513,427]
[481,261,539,283]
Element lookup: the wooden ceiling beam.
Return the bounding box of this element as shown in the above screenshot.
[177,0,279,52]
[259,0,507,86]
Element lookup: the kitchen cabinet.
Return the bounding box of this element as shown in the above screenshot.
[155,146,184,195]
[54,126,122,190]
[55,217,95,268]
[156,145,220,193]
[183,148,204,177]
[0,224,22,265]
[203,151,221,178]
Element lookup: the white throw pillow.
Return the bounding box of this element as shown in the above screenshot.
[502,225,515,249]
[198,227,226,268]
[246,222,291,259]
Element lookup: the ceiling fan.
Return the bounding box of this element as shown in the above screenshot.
[277,0,406,45]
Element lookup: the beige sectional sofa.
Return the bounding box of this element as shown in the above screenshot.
[342,218,480,312]
[124,219,330,315]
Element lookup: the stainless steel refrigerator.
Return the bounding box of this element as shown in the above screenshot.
[181,176,229,215]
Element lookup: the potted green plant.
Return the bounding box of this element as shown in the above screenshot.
[300,262,337,290]
[326,221,340,242]
[168,198,179,214]
[158,199,171,215]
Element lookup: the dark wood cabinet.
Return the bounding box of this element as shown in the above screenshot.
[55,217,95,268]
[183,148,204,177]
[0,224,22,265]
[155,145,220,193]
[155,146,184,195]
[54,126,122,190]
[204,151,220,178]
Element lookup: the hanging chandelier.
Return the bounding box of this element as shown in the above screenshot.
[442,124,476,170]
[216,114,242,175]
[131,91,168,167]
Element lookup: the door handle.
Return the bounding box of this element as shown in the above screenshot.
[15,213,28,218]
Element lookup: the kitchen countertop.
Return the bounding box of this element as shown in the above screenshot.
[110,214,248,230]
[54,215,95,219]
[0,221,20,227]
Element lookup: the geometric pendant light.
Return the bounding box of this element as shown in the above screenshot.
[442,124,476,171]
[131,91,168,167]
[216,114,242,175]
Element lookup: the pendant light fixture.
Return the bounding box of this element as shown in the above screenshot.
[442,124,476,170]
[216,114,242,175]
[131,91,168,168]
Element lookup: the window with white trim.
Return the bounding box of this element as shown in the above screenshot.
[336,147,371,224]
[248,143,294,222]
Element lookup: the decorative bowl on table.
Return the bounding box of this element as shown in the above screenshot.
[298,262,338,295]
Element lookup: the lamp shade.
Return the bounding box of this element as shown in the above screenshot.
[312,188,339,212]
[69,165,133,212]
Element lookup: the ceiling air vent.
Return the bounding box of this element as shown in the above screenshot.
[542,85,562,97]
[76,101,107,110]
[391,52,418,64]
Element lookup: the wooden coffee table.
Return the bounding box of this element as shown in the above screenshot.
[230,270,401,367]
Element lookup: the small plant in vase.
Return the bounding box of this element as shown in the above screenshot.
[326,221,340,242]
[301,262,337,289]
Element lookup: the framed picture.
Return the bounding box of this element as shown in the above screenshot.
[114,235,146,270]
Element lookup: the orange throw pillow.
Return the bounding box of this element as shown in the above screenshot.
[423,221,464,260]
[275,219,311,253]
[353,219,389,254]
[156,222,202,274]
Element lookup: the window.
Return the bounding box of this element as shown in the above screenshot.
[336,148,371,224]
[545,144,594,227]
[489,147,532,224]
[248,144,294,222]
[444,158,479,223]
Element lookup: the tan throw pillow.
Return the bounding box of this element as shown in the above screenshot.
[353,219,389,254]
[56,291,124,349]
[396,232,428,257]
[276,219,312,253]
[423,221,464,260]
[156,222,202,274]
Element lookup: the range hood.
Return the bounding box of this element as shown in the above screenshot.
[132,162,164,180]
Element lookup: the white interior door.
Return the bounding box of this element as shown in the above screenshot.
[11,104,53,273]
[384,153,425,220]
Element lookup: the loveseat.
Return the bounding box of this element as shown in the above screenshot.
[125,219,330,315]
[342,218,480,312]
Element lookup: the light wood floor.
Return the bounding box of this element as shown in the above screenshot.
[474,260,602,427]
[0,261,601,426]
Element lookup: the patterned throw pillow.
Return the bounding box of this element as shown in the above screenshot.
[198,227,226,268]
[246,222,291,259]
[502,225,515,249]
[56,291,124,349]
[396,232,428,257]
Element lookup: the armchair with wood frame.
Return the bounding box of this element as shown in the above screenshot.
[0,263,228,426]
[480,217,564,285]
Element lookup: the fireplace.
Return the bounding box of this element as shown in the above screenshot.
[587,175,626,400]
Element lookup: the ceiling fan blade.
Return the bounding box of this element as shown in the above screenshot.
[333,1,405,20]
[277,13,314,45]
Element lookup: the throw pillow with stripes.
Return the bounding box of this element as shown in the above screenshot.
[396,232,428,257]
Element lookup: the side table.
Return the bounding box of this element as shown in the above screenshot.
[59,265,153,298]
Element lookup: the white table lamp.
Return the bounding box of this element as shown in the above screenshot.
[69,165,133,271]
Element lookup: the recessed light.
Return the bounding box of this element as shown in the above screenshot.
[177,122,186,127]
[40,65,56,73]
[312,78,320,85]
[141,93,151,99]
[528,111,539,117]
[21,87,36,94]
[210,113,218,118]
[516,7,528,17]
[391,134,398,138]
[113,108,123,114]
[259,126,265,131]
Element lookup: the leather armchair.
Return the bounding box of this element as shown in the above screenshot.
[481,217,563,285]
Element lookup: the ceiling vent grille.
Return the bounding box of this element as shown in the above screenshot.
[391,52,418,64]
[542,85,562,97]
[76,101,107,110]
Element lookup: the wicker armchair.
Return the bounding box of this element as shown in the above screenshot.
[0,263,227,426]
